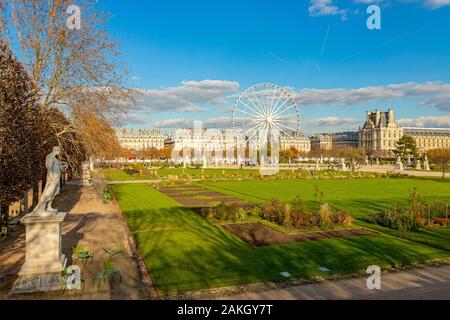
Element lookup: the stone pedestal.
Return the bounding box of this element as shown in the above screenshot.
[340,159,347,172]
[315,160,321,171]
[415,160,422,170]
[423,157,431,171]
[10,212,67,294]
[395,160,404,172]
[260,166,279,176]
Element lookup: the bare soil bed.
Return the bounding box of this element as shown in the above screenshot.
[158,185,253,208]
[222,223,377,247]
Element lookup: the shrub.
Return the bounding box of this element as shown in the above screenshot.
[318,204,332,227]
[282,203,292,227]
[371,190,449,231]
[370,209,422,232]
[236,207,248,220]
[435,218,450,226]
[216,202,229,221]
[124,168,140,176]
[290,197,310,227]
[204,202,248,222]
[331,211,353,226]
[200,207,215,221]
[430,200,449,219]
[261,199,284,225]
[248,206,262,217]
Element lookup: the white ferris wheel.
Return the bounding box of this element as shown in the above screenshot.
[232,83,301,147]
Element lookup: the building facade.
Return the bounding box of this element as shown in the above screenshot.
[359,109,403,157]
[330,131,359,150]
[403,127,450,151]
[359,109,450,156]
[280,132,311,153]
[169,128,235,162]
[169,128,311,162]
[309,134,333,152]
[116,129,165,151]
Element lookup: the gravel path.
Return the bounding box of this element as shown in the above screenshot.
[0,180,150,300]
[219,264,450,300]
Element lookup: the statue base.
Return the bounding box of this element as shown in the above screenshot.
[9,212,67,294]
[394,163,404,172]
[260,166,279,176]
[9,272,66,294]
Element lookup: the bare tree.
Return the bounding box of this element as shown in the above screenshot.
[0,0,133,170]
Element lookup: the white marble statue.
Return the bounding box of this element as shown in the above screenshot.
[423,155,431,171]
[340,158,347,171]
[395,156,404,171]
[32,146,68,217]
[415,160,422,170]
[407,157,412,166]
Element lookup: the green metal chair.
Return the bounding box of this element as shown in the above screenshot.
[93,261,121,291]
[72,247,94,267]
[102,245,123,260]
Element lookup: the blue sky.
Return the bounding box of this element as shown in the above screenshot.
[102,0,450,133]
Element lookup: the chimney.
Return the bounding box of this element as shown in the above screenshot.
[375,109,381,126]
[388,108,395,123]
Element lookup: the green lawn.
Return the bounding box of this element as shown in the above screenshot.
[104,169,137,181]
[112,183,449,294]
[104,168,260,181]
[199,178,450,251]
[103,167,380,181]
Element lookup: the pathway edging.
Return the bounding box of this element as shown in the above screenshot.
[112,197,159,299]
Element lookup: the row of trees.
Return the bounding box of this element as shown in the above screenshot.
[0,1,132,235]
[121,146,174,160]
[394,136,449,179]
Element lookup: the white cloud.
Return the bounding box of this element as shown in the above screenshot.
[308,0,450,21]
[154,116,232,129]
[294,82,450,111]
[308,0,348,20]
[134,80,239,113]
[307,117,361,127]
[353,0,383,3]
[423,0,450,9]
[119,113,152,126]
[397,116,450,128]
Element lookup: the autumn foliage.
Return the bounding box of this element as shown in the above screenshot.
[427,148,450,179]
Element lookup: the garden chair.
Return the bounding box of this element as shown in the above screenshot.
[102,245,123,260]
[72,247,94,267]
[93,261,121,291]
